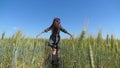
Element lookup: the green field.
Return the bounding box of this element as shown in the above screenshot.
[0,30,120,68]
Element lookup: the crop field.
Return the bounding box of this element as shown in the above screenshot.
[0,30,120,68]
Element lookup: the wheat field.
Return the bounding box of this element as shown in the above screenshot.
[0,30,120,68]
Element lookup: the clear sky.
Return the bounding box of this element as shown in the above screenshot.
[0,0,120,38]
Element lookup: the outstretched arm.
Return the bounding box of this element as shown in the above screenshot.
[66,32,74,38]
[36,27,51,38]
[60,26,74,38]
[36,31,45,38]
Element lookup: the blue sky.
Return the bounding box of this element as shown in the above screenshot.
[0,0,120,38]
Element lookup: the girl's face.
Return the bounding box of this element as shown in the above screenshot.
[54,19,60,28]
[54,19,60,25]
[55,19,60,24]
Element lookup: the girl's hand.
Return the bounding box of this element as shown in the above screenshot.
[70,34,74,38]
[36,34,39,38]
[68,33,74,38]
[67,32,74,38]
[36,31,44,38]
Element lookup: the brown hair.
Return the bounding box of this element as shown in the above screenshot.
[51,18,61,35]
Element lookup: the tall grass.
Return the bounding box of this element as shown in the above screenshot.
[0,30,120,68]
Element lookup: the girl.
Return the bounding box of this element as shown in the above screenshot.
[36,18,73,64]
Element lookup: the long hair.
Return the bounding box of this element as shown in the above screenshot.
[51,18,61,34]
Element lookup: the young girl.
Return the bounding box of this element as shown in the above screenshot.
[36,18,73,64]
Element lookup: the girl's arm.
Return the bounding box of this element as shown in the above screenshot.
[60,26,74,38]
[36,31,45,38]
[36,26,51,38]
[66,32,74,38]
